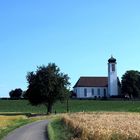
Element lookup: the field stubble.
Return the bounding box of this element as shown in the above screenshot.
[0,115,26,129]
[62,112,140,140]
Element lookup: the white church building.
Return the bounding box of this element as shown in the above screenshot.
[73,56,119,98]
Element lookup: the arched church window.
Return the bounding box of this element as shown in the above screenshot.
[98,89,100,96]
[92,88,94,96]
[84,88,87,97]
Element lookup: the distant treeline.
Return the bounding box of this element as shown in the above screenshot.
[0,98,26,100]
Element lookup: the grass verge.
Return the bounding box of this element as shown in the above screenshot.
[48,117,73,140]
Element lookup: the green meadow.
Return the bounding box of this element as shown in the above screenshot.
[0,99,140,114]
[1,100,140,140]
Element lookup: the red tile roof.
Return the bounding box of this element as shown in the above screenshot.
[74,77,108,87]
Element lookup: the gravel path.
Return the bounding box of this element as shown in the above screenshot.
[3,120,49,140]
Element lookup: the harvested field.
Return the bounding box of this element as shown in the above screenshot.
[62,112,140,140]
[0,115,29,139]
[0,115,26,128]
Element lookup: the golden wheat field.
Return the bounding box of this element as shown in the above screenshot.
[0,115,26,131]
[62,112,140,140]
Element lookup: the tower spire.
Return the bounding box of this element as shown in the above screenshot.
[108,56,118,96]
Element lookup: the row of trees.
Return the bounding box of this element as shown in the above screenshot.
[9,63,140,114]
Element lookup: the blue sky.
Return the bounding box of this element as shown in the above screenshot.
[0,0,140,97]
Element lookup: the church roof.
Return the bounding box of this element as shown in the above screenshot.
[74,77,108,87]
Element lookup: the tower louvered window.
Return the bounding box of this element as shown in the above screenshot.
[112,64,115,71]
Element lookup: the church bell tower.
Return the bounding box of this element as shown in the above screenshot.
[108,56,118,96]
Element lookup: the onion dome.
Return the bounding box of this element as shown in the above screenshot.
[108,56,116,63]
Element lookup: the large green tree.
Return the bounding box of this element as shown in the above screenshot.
[26,63,70,114]
[121,70,140,98]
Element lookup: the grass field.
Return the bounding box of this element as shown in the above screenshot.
[62,112,140,140]
[0,100,140,113]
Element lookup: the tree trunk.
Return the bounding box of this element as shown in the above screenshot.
[66,98,69,112]
[47,103,52,115]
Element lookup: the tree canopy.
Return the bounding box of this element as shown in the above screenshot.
[26,63,70,114]
[121,70,140,98]
[9,88,23,99]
